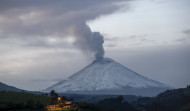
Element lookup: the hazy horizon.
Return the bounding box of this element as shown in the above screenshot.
[0,0,190,91]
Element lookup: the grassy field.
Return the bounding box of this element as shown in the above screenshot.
[0,91,51,109]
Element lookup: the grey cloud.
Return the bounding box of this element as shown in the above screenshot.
[183,29,190,35]
[127,34,157,45]
[176,38,186,42]
[0,0,121,37]
[105,44,117,48]
[152,0,168,4]
[0,0,130,60]
[129,34,148,39]
[104,37,119,41]
[176,29,190,43]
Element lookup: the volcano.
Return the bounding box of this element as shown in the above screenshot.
[43,58,171,96]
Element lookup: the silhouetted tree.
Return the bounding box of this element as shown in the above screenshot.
[50,90,56,97]
[97,96,137,111]
[50,90,58,104]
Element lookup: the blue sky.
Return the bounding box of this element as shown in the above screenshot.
[0,0,189,91]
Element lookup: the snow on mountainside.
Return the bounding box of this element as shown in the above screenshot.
[43,58,171,96]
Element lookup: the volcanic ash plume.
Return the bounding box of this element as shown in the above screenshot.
[72,23,105,60]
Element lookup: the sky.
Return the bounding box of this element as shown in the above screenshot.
[0,0,190,91]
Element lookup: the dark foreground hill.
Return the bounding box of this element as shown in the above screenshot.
[0,91,51,110]
[132,86,190,111]
[0,86,189,111]
[79,86,190,111]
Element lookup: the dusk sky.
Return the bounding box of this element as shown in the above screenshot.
[0,0,190,91]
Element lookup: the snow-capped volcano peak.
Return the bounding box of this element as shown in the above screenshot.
[43,57,171,96]
[93,57,114,63]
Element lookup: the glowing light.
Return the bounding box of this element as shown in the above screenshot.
[58,97,61,101]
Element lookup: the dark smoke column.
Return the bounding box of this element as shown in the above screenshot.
[92,32,104,60]
[72,23,105,61]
